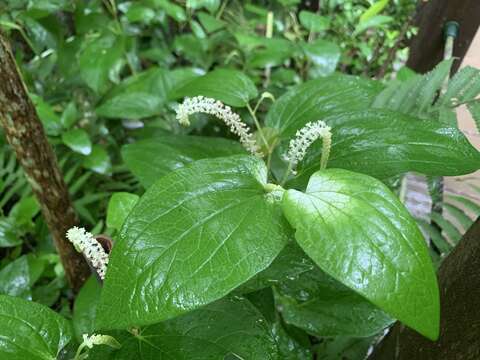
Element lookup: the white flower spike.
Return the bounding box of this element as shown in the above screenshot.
[285,120,332,170]
[176,96,262,157]
[66,226,109,280]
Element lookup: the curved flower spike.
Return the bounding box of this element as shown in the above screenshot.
[176,96,262,157]
[284,120,332,171]
[66,226,109,280]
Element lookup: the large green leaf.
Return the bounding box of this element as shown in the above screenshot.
[170,68,258,107]
[96,68,173,120]
[291,109,480,185]
[265,74,382,139]
[282,169,440,339]
[0,295,73,359]
[91,297,277,359]
[97,155,289,329]
[122,135,245,188]
[274,267,393,337]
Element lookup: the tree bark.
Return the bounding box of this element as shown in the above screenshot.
[406,0,480,74]
[0,32,90,293]
[369,217,480,360]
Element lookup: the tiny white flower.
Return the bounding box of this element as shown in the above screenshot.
[284,120,332,170]
[66,226,109,280]
[81,333,121,350]
[175,96,262,157]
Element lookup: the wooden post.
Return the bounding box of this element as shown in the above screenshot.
[0,32,90,293]
[369,217,480,359]
[407,0,480,74]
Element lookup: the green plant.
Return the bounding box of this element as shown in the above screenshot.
[1,1,479,359]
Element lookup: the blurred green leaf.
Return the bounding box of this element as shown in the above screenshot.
[171,68,258,107]
[299,11,330,32]
[96,68,173,120]
[83,145,111,175]
[0,256,31,299]
[62,128,92,155]
[106,192,139,231]
[79,32,125,94]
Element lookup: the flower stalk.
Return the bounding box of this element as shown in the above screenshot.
[176,96,262,157]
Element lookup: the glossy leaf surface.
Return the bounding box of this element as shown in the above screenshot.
[97,155,289,329]
[292,109,480,185]
[274,267,393,337]
[122,135,245,188]
[170,68,258,107]
[282,169,440,339]
[0,295,72,359]
[91,297,277,359]
[265,74,382,139]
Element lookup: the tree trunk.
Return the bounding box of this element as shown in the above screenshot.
[407,0,480,74]
[0,32,90,293]
[369,217,480,360]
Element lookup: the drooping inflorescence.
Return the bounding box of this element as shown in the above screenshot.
[284,120,332,171]
[66,226,109,280]
[176,96,262,157]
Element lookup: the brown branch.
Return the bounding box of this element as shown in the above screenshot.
[0,32,90,293]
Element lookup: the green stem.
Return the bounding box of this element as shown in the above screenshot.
[280,160,293,187]
[246,103,270,155]
[73,343,86,360]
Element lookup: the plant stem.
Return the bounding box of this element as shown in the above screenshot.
[0,31,90,293]
[246,103,270,155]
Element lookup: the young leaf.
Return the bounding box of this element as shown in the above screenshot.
[122,135,245,188]
[265,74,382,139]
[0,295,73,359]
[91,297,278,359]
[282,169,440,340]
[97,155,290,329]
[106,192,139,231]
[170,69,258,107]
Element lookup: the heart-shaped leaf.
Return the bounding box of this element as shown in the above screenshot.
[282,169,439,340]
[97,155,289,329]
[122,135,245,188]
[0,295,73,359]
